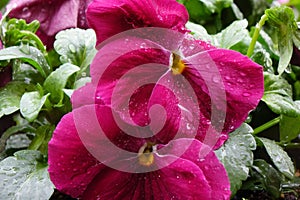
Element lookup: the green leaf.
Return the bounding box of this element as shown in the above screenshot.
[213,19,249,49]
[13,62,44,84]
[258,137,295,179]
[198,0,232,13]
[0,81,34,118]
[265,6,297,75]
[186,21,212,42]
[262,72,300,117]
[3,19,41,48]
[280,105,300,143]
[251,159,282,198]
[0,124,35,156]
[215,123,256,196]
[20,91,50,122]
[0,150,54,199]
[43,63,80,103]
[54,28,97,69]
[28,125,54,155]
[0,45,51,77]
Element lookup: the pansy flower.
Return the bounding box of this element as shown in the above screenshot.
[48,104,231,199]
[86,0,189,46]
[6,0,92,48]
[80,29,264,149]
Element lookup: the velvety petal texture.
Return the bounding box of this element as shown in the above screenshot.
[48,104,230,199]
[7,0,92,48]
[86,0,189,45]
[87,35,264,149]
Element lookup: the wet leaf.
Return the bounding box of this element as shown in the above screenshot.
[54,28,97,69]
[0,150,54,200]
[213,19,249,49]
[251,159,282,198]
[0,45,50,77]
[215,123,256,196]
[28,125,54,155]
[20,91,50,122]
[0,81,34,118]
[265,6,297,75]
[43,63,80,103]
[262,72,300,117]
[258,137,295,179]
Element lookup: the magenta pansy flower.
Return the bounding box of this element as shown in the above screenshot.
[48,104,231,199]
[80,29,264,149]
[86,0,189,46]
[6,0,92,48]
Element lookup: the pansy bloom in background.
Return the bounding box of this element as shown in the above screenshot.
[86,0,189,46]
[6,0,92,48]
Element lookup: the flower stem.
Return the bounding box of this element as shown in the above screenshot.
[247,14,268,57]
[253,116,280,135]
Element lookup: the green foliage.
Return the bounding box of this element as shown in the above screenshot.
[258,137,295,179]
[0,45,51,77]
[0,150,54,199]
[43,63,80,104]
[0,81,34,118]
[54,28,97,70]
[262,72,300,117]
[215,123,256,197]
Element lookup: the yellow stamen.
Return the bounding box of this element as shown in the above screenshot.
[171,53,186,75]
[138,143,155,166]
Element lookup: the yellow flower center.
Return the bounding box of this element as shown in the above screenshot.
[171,53,186,75]
[138,142,155,166]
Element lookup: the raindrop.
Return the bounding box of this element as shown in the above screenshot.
[285,64,292,73]
[22,7,31,18]
[224,76,230,81]
[186,123,191,130]
[189,44,195,50]
[212,75,221,83]
[242,92,250,97]
[239,72,247,77]
[68,44,76,53]
[140,43,146,48]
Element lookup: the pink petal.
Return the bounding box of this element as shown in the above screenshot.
[48,111,104,198]
[82,156,211,200]
[158,138,231,199]
[183,41,263,148]
[7,0,91,48]
[86,0,188,45]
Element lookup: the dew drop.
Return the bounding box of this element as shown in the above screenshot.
[239,72,247,77]
[68,44,76,53]
[22,7,31,18]
[224,76,231,81]
[140,43,146,48]
[212,75,221,83]
[186,123,191,130]
[176,175,180,179]
[242,92,250,97]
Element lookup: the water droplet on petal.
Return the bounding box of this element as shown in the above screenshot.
[140,43,146,48]
[242,92,250,97]
[212,75,221,83]
[68,44,76,53]
[22,7,31,18]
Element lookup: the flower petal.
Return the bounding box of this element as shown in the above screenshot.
[183,41,263,148]
[7,0,91,48]
[158,138,231,199]
[48,111,103,198]
[82,155,211,200]
[86,0,188,45]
